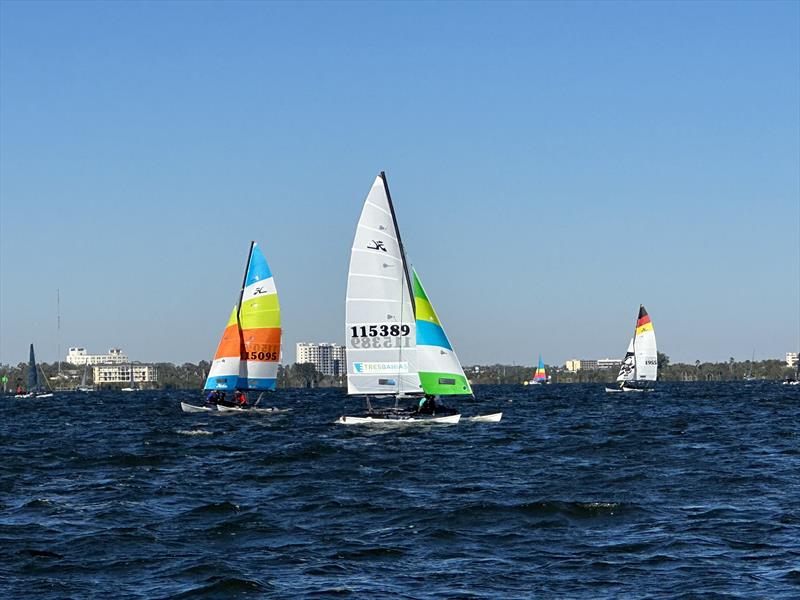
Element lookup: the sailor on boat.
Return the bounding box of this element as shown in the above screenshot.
[233,390,248,407]
[416,394,437,415]
[206,389,236,407]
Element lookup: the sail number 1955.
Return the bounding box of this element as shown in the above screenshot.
[350,324,410,337]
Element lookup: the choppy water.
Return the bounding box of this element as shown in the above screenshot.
[1,382,798,598]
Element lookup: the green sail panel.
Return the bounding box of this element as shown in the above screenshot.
[413,268,472,396]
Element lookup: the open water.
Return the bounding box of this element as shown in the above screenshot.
[1,382,798,599]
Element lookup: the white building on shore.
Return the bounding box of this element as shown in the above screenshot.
[92,363,158,387]
[565,358,622,372]
[787,352,799,368]
[296,343,346,376]
[66,347,128,366]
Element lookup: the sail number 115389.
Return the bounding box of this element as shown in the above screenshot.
[350,325,410,337]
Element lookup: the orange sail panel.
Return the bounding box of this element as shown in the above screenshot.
[204,306,243,390]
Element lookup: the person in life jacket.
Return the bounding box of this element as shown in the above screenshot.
[417,394,436,415]
[234,390,247,407]
[16,384,24,395]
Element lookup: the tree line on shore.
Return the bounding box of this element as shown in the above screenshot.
[0,353,794,391]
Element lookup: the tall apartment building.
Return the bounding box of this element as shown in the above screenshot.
[66,347,128,366]
[787,352,799,368]
[296,343,346,376]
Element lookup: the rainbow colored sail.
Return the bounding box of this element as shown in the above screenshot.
[204,242,281,391]
[413,268,472,396]
[533,356,547,382]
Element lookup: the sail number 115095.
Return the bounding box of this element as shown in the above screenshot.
[350,324,410,337]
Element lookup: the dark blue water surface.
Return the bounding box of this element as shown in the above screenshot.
[1,382,799,598]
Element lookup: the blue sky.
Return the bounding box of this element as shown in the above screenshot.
[1,1,798,367]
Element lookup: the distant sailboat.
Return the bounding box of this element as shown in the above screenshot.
[606,305,657,393]
[182,241,283,414]
[743,350,756,382]
[524,356,548,385]
[14,344,54,398]
[76,364,94,392]
[121,363,139,392]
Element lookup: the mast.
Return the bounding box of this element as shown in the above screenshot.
[57,289,61,377]
[236,241,256,326]
[380,172,415,319]
[381,172,415,400]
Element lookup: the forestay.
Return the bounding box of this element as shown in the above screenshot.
[413,268,472,396]
[346,173,420,396]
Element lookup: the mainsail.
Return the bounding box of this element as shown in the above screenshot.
[633,305,657,381]
[27,344,39,392]
[615,305,657,384]
[534,356,547,383]
[346,173,420,396]
[413,268,472,396]
[204,242,281,391]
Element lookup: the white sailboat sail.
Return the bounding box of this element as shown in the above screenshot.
[616,338,635,382]
[633,305,657,381]
[615,305,657,386]
[345,173,421,396]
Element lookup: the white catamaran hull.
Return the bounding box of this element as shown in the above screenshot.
[467,413,503,422]
[181,402,214,413]
[337,413,461,425]
[215,404,289,414]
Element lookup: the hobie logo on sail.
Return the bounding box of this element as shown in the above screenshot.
[367,240,387,252]
[353,361,408,374]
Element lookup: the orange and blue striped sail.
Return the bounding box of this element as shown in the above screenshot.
[204,305,243,391]
[533,356,547,382]
[204,242,281,391]
[238,242,281,391]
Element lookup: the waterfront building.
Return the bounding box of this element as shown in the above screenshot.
[565,359,598,372]
[296,343,346,376]
[787,352,799,368]
[92,363,158,387]
[66,347,128,366]
[565,358,620,372]
[597,358,623,370]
